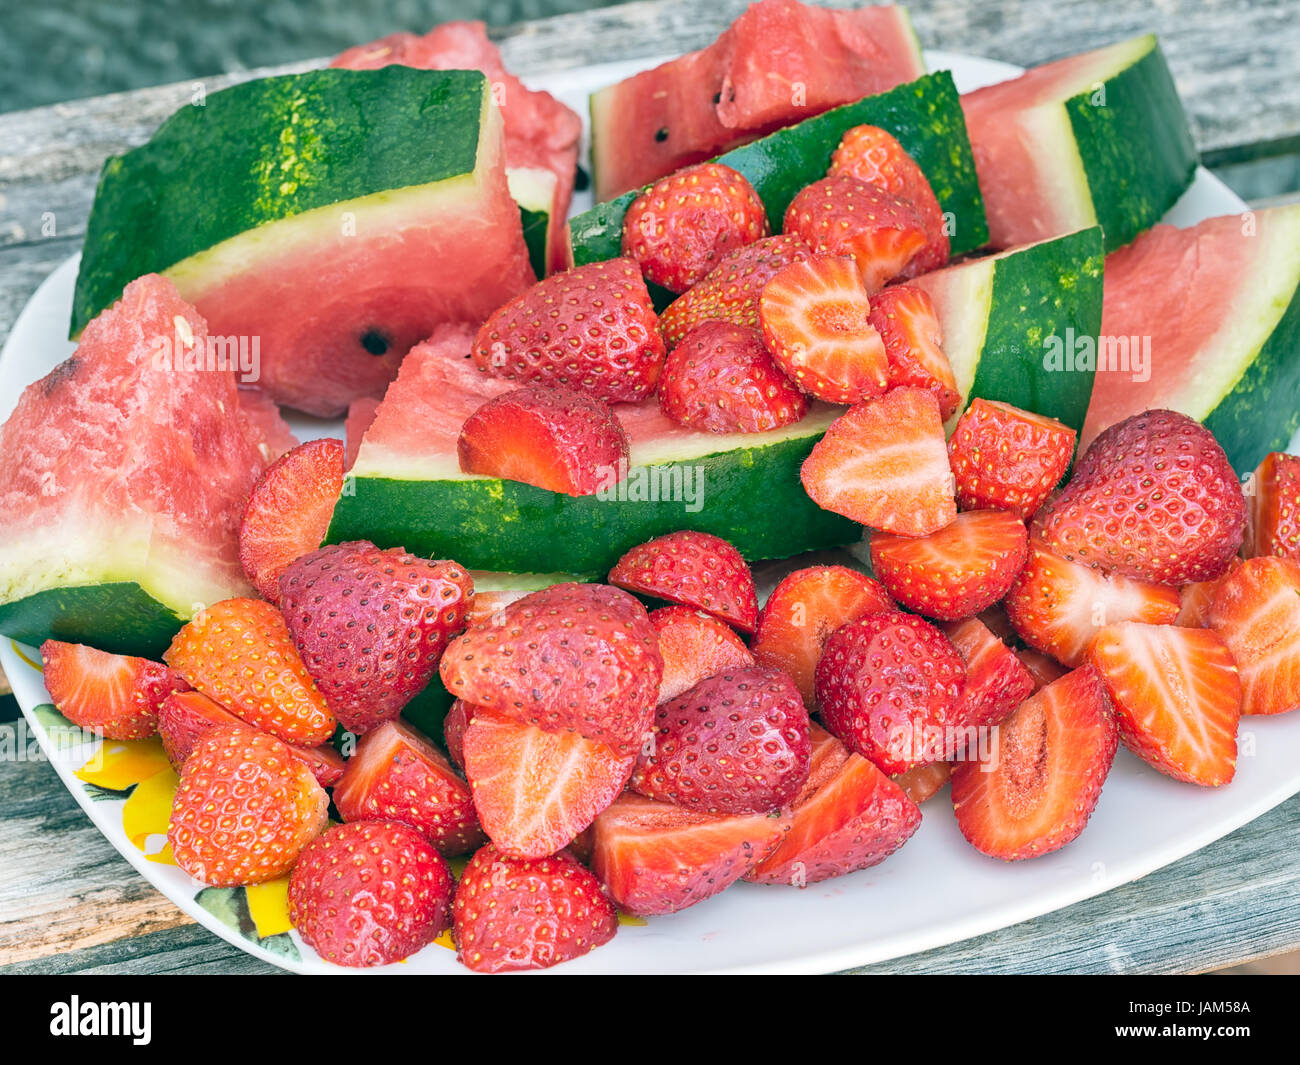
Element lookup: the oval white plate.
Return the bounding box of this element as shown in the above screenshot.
[4,50,1297,976]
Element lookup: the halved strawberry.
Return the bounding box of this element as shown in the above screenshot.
[751,565,894,707]
[40,640,188,740]
[1208,556,1300,716]
[1015,647,1068,691]
[1176,558,1241,628]
[758,256,889,403]
[590,792,791,916]
[462,708,635,859]
[893,761,953,805]
[869,509,1028,621]
[1245,451,1300,559]
[867,284,959,418]
[457,385,629,496]
[801,387,957,536]
[941,617,1036,730]
[951,665,1118,860]
[1088,622,1240,786]
[649,605,754,703]
[609,531,758,633]
[238,437,345,605]
[443,698,471,771]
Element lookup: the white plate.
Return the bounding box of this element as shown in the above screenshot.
[4,51,1296,976]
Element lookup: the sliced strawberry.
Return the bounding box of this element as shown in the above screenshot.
[1015,647,1068,691]
[892,761,952,805]
[443,698,471,771]
[1208,556,1300,716]
[462,708,635,859]
[758,255,889,403]
[941,617,1036,730]
[291,741,346,789]
[457,385,629,496]
[951,665,1118,860]
[867,284,959,418]
[870,509,1028,621]
[40,640,188,740]
[590,792,791,916]
[1176,558,1241,628]
[238,437,345,605]
[801,387,957,536]
[649,605,754,703]
[751,565,894,707]
[609,531,758,633]
[1245,451,1300,559]
[1088,622,1240,786]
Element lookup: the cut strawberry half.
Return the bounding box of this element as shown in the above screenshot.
[951,665,1118,860]
[40,640,188,740]
[758,256,889,403]
[1015,647,1068,691]
[892,761,953,805]
[942,617,1036,731]
[1176,558,1241,628]
[1208,556,1300,716]
[867,284,959,418]
[649,605,754,703]
[443,698,471,772]
[609,530,758,633]
[1245,451,1300,559]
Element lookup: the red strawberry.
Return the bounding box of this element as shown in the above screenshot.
[951,665,1118,860]
[278,541,473,735]
[828,123,950,275]
[947,399,1076,520]
[291,741,347,789]
[758,256,889,403]
[1208,556,1300,716]
[1245,451,1300,559]
[747,724,920,885]
[1037,409,1245,584]
[453,845,617,973]
[941,616,1036,730]
[1015,647,1068,691]
[867,284,959,418]
[168,725,329,886]
[658,234,814,349]
[238,437,346,606]
[40,640,187,740]
[609,531,758,633]
[1176,558,1241,628]
[471,259,666,403]
[289,820,453,967]
[590,792,791,916]
[443,698,471,771]
[783,177,927,293]
[1004,541,1182,667]
[893,761,953,805]
[439,582,662,753]
[801,387,957,536]
[1088,622,1240,786]
[815,611,967,774]
[461,708,635,859]
[751,565,893,707]
[457,385,629,495]
[164,598,336,747]
[869,509,1028,621]
[649,605,754,703]
[333,719,484,857]
[622,162,770,292]
[658,321,808,433]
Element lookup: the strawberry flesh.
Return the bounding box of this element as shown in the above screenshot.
[40,640,188,740]
[1245,451,1300,560]
[1208,556,1300,716]
[941,616,1036,730]
[649,605,754,703]
[867,284,959,418]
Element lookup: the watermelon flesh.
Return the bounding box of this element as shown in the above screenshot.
[589,0,924,200]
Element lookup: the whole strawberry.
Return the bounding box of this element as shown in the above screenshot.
[289,820,453,967]
[40,640,188,740]
[609,530,759,633]
[278,541,473,735]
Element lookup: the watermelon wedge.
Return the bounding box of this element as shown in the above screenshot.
[1081,205,1300,473]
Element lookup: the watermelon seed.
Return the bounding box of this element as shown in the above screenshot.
[360,329,390,356]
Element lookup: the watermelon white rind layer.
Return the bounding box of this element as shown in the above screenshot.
[507,166,559,279]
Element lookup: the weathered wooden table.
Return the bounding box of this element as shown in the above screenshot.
[2,0,1299,975]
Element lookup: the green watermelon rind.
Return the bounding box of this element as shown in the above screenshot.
[0,582,186,660]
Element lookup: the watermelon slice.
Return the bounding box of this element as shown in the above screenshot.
[1081,205,1300,473]
[0,275,280,657]
[72,67,535,417]
[588,0,925,201]
[961,35,1196,252]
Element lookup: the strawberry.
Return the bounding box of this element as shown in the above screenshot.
[750,565,893,707]
[1245,451,1300,559]
[1208,556,1300,716]
[40,640,187,740]
[1176,559,1241,629]
[289,820,453,967]
[941,616,1036,730]
[801,386,958,536]
[163,598,336,747]
[457,385,630,496]
[291,741,347,789]
[828,123,950,275]
[609,530,758,633]
[453,845,617,973]
[947,399,1076,520]
[815,611,967,775]
[747,724,920,885]
[333,719,484,857]
[471,259,666,403]
[590,792,791,916]
[238,437,345,605]
[278,541,473,735]
[1005,540,1182,667]
[783,177,927,293]
[869,509,1028,621]
[658,321,808,433]
[1088,622,1240,786]
[658,234,814,349]
[893,761,952,805]
[443,698,471,771]
[439,582,661,753]
[168,724,329,886]
[649,605,754,703]
[1037,409,1245,584]
[631,667,811,814]
[867,284,959,418]
[622,162,770,293]
[758,255,889,403]
[1015,647,1068,691]
[461,708,635,858]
